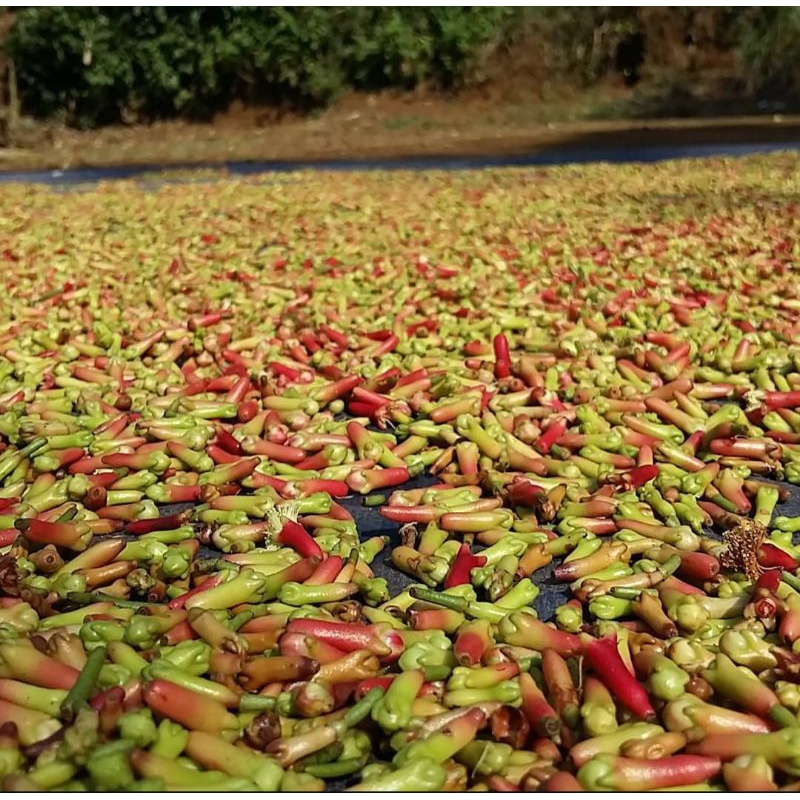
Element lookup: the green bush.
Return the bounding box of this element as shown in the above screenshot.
[10,7,796,129]
[5,7,515,127]
[735,7,800,95]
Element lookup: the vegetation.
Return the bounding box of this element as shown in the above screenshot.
[735,7,800,95]
[4,8,512,127]
[4,7,800,128]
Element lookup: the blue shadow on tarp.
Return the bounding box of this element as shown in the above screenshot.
[1,139,800,186]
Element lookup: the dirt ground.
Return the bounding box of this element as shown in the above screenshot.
[1,85,800,172]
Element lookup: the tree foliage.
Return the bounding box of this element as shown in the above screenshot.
[5,7,799,128]
[5,7,513,127]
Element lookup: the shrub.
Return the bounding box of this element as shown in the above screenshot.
[735,7,800,96]
[9,7,795,129]
[5,7,515,127]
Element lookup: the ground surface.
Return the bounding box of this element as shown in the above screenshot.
[3,84,800,172]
